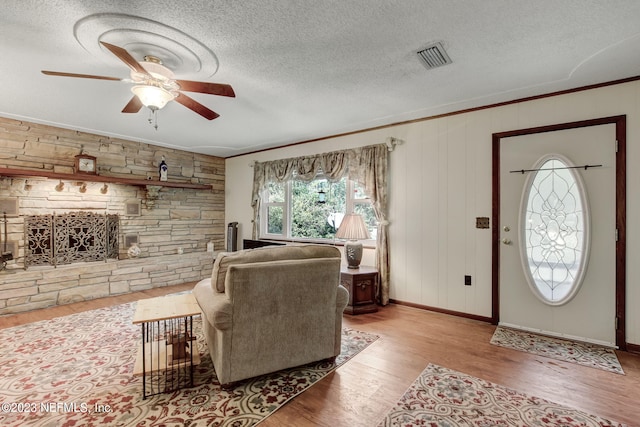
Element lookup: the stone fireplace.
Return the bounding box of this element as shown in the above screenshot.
[0,117,224,315]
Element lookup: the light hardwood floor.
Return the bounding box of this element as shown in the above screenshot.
[1,283,639,425]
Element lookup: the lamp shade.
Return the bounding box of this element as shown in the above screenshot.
[131,85,175,110]
[335,213,370,240]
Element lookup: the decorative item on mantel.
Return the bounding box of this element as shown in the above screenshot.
[75,153,97,175]
[159,156,168,182]
[335,213,371,269]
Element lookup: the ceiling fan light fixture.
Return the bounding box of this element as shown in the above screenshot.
[43,42,232,121]
[131,85,175,110]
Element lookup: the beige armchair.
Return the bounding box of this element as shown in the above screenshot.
[193,244,348,386]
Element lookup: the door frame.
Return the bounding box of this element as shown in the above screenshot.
[491,115,627,350]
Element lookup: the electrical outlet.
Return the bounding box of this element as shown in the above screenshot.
[464,275,472,286]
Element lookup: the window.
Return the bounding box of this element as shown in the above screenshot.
[265,181,285,235]
[520,155,590,306]
[261,176,377,244]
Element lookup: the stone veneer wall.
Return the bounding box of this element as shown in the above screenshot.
[0,117,223,314]
[0,253,215,314]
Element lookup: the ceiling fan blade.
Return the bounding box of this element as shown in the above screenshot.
[175,80,235,97]
[41,70,122,81]
[100,41,148,74]
[122,96,143,113]
[175,93,220,120]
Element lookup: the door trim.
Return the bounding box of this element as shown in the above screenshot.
[491,115,627,350]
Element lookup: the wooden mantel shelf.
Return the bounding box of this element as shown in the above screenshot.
[0,167,212,190]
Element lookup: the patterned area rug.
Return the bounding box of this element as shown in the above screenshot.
[490,326,624,374]
[377,364,626,426]
[0,299,378,426]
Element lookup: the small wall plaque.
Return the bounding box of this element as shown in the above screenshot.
[0,198,19,216]
[125,234,139,247]
[476,217,490,229]
[125,200,141,216]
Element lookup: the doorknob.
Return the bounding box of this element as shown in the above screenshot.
[502,238,512,245]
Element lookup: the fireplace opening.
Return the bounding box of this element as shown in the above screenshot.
[25,212,119,268]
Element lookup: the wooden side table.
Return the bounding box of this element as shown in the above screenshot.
[340,265,378,315]
[132,293,202,399]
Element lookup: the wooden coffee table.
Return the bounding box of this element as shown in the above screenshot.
[132,293,202,399]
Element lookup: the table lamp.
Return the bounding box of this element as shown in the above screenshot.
[335,213,371,269]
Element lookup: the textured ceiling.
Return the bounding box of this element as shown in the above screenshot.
[2,1,640,157]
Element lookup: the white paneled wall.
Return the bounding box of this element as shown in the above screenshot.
[226,79,640,346]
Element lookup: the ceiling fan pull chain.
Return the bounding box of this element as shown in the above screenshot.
[148,109,159,131]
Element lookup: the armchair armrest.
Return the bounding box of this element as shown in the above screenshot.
[336,284,349,311]
[193,279,233,330]
[333,284,349,357]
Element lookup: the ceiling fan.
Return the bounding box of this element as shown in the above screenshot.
[42,41,235,120]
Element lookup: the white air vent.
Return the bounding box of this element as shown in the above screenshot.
[416,42,452,69]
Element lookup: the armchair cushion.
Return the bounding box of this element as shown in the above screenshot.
[211,244,341,292]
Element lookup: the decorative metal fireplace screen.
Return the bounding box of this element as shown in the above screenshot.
[25,212,119,268]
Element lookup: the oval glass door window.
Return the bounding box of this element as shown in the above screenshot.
[519,155,590,306]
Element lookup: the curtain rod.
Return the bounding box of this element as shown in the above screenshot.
[509,164,602,174]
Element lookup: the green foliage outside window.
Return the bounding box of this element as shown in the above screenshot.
[292,179,345,239]
[267,206,283,234]
[263,177,377,241]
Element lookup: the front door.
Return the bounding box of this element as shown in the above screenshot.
[493,117,626,348]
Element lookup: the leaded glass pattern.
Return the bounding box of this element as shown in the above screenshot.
[521,156,589,305]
